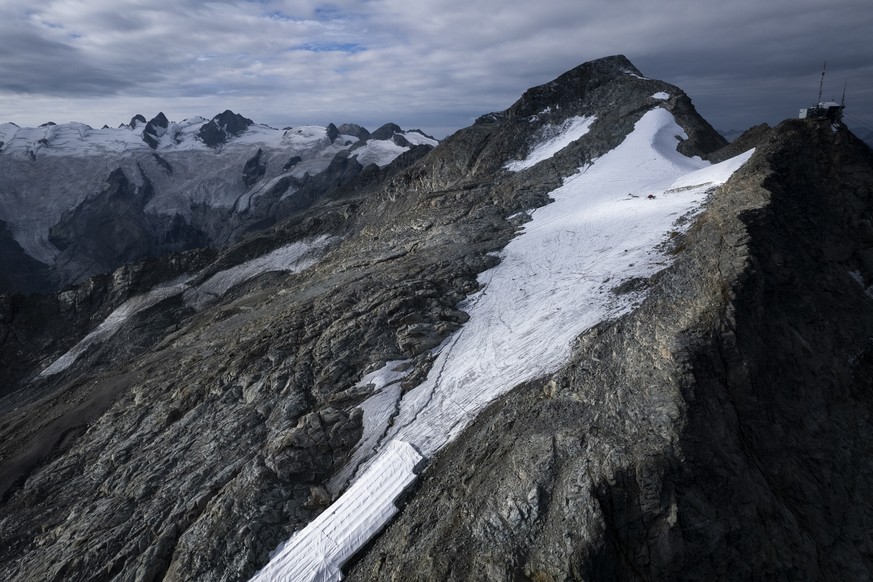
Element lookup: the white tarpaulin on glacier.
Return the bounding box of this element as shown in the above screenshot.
[249,440,423,582]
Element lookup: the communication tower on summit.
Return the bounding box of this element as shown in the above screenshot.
[799,61,845,122]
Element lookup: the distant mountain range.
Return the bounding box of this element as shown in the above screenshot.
[0,113,437,293]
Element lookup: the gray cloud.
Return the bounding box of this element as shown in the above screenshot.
[0,0,870,137]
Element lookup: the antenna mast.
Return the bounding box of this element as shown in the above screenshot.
[841,80,847,107]
[817,61,826,105]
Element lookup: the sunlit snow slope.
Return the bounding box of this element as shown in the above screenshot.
[252,108,754,581]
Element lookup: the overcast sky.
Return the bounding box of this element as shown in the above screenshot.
[1,0,871,138]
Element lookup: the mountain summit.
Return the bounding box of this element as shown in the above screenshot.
[1,55,872,581]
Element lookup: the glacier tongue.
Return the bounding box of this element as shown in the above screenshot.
[252,108,754,581]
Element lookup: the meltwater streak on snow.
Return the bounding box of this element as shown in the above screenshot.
[505,116,596,172]
[256,108,754,582]
[39,237,332,377]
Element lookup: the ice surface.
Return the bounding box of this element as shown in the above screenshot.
[398,131,439,147]
[350,130,438,167]
[349,140,407,167]
[505,116,596,172]
[256,108,755,581]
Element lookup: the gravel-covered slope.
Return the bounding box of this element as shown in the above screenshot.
[346,120,873,581]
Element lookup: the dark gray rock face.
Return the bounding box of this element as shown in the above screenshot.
[282,155,302,171]
[0,218,53,294]
[47,167,209,290]
[142,112,170,149]
[369,122,402,141]
[346,120,873,581]
[337,123,370,141]
[197,110,254,148]
[242,149,266,188]
[326,123,340,143]
[3,56,865,582]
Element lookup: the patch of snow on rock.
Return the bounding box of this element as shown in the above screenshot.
[505,116,596,172]
[652,91,670,100]
[39,276,192,377]
[183,235,333,310]
[39,236,333,376]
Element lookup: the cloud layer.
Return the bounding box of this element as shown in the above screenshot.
[1,0,871,137]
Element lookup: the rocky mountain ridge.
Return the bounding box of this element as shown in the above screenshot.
[0,54,871,582]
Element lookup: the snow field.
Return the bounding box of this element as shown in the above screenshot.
[39,236,332,377]
[505,115,596,172]
[384,107,753,459]
[256,107,754,581]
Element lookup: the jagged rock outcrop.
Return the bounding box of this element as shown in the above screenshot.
[1,56,869,582]
[337,123,370,141]
[142,112,170,149]
[347,120,873,581]
[369,122,403,141]
[197,110,254,148]
[242,149,267,188]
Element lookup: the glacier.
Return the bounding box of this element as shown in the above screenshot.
[0,119,436,273]
[252,107,755,581]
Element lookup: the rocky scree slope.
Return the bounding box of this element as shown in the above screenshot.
[0,55,767,581]
[347,120,873,580]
